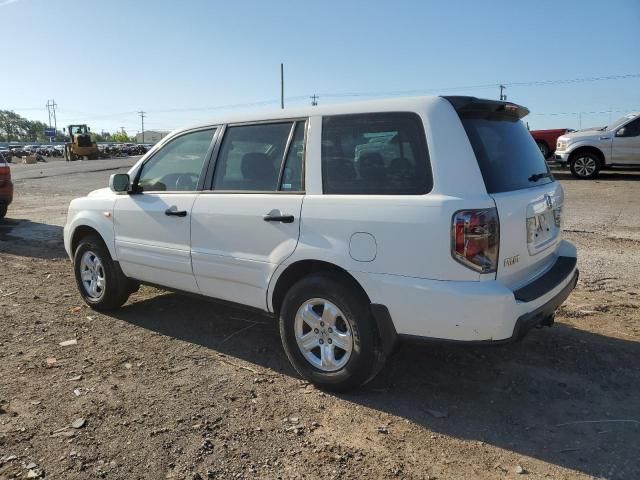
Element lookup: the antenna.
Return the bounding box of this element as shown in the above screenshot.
[310,94,319,106]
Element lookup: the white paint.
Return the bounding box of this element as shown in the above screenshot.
[64,95,577,344]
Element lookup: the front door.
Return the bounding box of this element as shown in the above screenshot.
[114,128,217,292]
[191,120,306,309]
[612,117,640,165]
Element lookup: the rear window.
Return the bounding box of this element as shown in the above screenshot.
[460,117,553,194]
[322,112,431,195]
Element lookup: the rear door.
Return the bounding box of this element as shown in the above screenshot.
[450,98,565,290]
[190,120,306,309]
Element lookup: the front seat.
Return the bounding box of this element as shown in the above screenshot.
[241,152,277,191]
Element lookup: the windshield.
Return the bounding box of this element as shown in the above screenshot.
[602,114,638,131]
[461,118,553,194]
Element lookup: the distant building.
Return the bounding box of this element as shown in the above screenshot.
[136,130,170,144]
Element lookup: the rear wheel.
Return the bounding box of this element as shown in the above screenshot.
[73,234,131,311]
[0,202,7,219]
[570,152,600,179]
[279,272,385,391]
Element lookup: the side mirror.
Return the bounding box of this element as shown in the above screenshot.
[109,173,130,192]
[616,128,626,137]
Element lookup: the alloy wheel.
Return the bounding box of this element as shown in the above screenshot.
[294,298,354,372]
[79,250,106,300]
[573,156,597,177]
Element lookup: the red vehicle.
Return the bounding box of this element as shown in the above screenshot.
[530,128,571,159]
[0,152,13,218]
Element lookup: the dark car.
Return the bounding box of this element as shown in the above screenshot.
[0,153,13,218]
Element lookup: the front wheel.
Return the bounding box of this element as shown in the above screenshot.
[73,235,132,311]
[570,153,600,179]
[279,272,385,391]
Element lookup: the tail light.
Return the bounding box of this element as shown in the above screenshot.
[0,160,9,188]
[451,208,499,273]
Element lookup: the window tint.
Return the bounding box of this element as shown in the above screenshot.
[322,113,431,195]
[280,121,305,191]
[460,118,552,193]
[137,129,215,192]
[618,117,640,137]
[213,122,293,191]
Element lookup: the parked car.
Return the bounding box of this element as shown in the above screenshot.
[530,128,572,159]
[0,149,11,163]
[0,153,13,218]
[63,96,578,390]
[555,112,640,178]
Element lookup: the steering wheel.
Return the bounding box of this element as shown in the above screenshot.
[175,174,199,191]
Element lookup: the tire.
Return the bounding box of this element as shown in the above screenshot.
[570,152,601,179]
[0,202,6,219]
[73,234,131,311]
[536,141,550,159]
[279,272,385,391]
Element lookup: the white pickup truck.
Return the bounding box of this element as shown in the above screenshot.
[555,112,640,178]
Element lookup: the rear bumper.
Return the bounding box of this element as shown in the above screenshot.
[354,240,578,343]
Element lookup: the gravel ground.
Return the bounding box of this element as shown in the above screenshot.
[0,164,639,479]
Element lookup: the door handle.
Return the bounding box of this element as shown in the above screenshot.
[264,209,295,223]
[165,208,187,217]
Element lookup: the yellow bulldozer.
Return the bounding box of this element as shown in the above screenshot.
[64,124,99,161]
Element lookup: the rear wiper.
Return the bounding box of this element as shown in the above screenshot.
[528,172,552,182]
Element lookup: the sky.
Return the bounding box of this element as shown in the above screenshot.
[1,0,639,136]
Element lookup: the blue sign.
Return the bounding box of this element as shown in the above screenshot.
[44,128,56,137]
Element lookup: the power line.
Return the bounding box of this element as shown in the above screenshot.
[8,72,639,118]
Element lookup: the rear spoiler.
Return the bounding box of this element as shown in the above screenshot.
[443,96,529,121]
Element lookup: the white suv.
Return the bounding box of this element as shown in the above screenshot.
[64,96,578,390]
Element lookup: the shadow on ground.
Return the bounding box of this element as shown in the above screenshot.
[0,218,66,259]
[112,291,640,479]
[552,169,640,181]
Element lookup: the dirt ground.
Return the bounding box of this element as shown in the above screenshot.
[1,164,639,479]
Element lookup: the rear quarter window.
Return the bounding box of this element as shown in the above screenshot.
[321,112,432,195]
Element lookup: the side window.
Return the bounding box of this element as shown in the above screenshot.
[280,121,305,191]
[321,113,431,195]
[213,122,293,191]
[137,129,215,192]
[618,117,640,137]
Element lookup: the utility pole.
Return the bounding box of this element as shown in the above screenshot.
[138,111,146,143]
[310,94,319,106]
[45,99,58,142]
[52,100,57,134]
[280,63,284,110]
[46,100,52,128]
[499,85,507,101]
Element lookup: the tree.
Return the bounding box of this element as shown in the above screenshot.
[111,131,130,143]
[0,110,51,142]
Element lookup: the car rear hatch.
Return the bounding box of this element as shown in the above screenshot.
[446,96,565,290]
